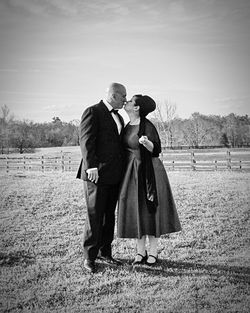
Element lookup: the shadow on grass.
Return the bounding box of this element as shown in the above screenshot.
[0,250,35,267]
[86,257,250,285]
[130,258,250,284]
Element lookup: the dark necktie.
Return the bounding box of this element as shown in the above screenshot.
[110,109,122,133]
[110,109,119,115]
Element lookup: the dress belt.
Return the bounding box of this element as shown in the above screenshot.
[126,149,141,161]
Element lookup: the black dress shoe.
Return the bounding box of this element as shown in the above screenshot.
[98,255,122,266]
[83,259,96,273]
[132,252,147,265]
[146,255,158,266]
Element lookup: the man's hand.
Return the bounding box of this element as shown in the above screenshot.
[86,168,99,183]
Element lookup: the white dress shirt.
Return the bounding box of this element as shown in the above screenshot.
[103,99,122,134]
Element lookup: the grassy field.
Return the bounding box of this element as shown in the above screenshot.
[0,171,250,312]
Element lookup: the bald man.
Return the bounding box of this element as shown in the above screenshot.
[77,83,127,273]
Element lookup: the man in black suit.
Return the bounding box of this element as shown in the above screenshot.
[77,82,127,273]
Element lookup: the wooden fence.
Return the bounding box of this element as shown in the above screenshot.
[0,150,250,173]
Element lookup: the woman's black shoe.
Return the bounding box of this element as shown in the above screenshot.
[146,255,158,266]
[132,252,147,265]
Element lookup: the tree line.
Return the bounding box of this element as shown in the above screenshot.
[0,104,250,154]
[152,101,250,149]
[0,105,80,154]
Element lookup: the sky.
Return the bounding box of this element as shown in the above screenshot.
[0,0,250,122]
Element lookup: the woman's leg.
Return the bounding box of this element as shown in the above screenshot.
[147,235,158,264]
[133,236,147,264]
[137,236,146,255]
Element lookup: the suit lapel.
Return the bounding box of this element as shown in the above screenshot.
[116,112,124,127]
[99,101,121,135]
[117,112,125,138]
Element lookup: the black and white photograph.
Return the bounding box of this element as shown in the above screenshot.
[0,0,249,312]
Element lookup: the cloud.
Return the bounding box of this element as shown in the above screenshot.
[214,95,250,113]
[7,0,78,17]
[8,0,49,16]
[44,104,57,111]
[6,0,131,17]
[4,0,249,44]
[0,68,19,73]
[0,90,84,101]
[215,96,250,103]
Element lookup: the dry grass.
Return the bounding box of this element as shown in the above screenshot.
[0,171,250,312]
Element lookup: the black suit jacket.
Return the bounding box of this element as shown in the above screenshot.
[76,101,125,185]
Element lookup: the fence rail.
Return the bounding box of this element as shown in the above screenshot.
[0,154,77,173]
[0,150,250,173]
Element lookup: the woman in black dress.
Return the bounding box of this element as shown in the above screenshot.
[117,95,181,265]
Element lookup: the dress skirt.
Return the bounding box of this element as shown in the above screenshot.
[117,125,181,239]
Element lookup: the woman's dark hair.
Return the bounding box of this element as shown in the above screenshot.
[133,94,156,117]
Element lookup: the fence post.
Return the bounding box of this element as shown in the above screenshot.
[23,155,26,171]
[172,160,175,171]
[68,155,71,172]
[41,155,44,172]
[227,150,231,170]
[61,153,65,172]
[214,160,217,171]
[239,160,242,171]
[6,156,9,173]
[191,151,196,171]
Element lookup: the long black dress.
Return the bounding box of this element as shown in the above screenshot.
[117,122,181,239]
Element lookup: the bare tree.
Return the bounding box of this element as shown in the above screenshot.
[70,119,80,145]
[153,99,177,148]
[0,105,14,153]
[10,120,36,154]
[182,113,211,148]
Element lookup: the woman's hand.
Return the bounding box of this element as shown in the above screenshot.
[86,168,99,183]
[139,136,154,152]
